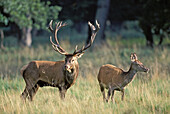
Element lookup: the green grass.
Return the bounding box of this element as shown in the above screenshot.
[0,37,170,113]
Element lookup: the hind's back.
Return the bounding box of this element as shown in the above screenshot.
[98,64,124,87]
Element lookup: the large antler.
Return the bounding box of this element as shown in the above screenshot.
[73,20,100,55]
[48,20,68,55]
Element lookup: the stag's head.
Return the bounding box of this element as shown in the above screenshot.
[130,53,149,73]
[48,20,100,73]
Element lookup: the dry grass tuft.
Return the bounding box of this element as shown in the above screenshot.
[0,38,170,113]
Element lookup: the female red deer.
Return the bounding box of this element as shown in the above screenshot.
[20,20,100,101]
[97,53,149,102]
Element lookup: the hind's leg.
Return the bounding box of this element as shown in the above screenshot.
[111,90,115,103]
[99,83,106,102]
[121,89,124,101]
[28,84,39,101]
[106,88,111,102]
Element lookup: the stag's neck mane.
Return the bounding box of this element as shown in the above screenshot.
[63,63,79,88]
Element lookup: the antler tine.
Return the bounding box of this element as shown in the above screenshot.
[49,20,68,55]
[73,20,100,55]
[49,36,68,55]
[96,20,100,30]
[48,20,54,33]
[87,20,100,45]
[73,45,78,54]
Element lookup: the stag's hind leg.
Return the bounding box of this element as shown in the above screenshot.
[28,84,39,101]
[20,87,29,101]
[21,77,37,101]
[99,83,106,102]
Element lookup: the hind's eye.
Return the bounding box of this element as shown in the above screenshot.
[72,60,74,62]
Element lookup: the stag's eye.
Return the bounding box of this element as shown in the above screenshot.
[71,59,74,63]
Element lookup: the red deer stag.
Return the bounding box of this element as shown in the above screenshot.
[20,20,100,101]
[98,53,149,102]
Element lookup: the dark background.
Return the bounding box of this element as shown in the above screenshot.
[0,0,170,48]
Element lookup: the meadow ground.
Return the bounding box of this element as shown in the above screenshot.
[0,37,170,114]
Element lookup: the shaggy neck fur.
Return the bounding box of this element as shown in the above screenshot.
[123,64,137,86]
[64,63,79,85]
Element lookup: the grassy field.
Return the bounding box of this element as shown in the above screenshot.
[0,37,170,114]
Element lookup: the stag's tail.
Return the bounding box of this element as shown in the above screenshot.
[20,64,28,76]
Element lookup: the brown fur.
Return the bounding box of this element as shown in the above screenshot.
[20,54,81,101]
[97,53,149,102]
[20,20,100,101]
[20,64,28,76]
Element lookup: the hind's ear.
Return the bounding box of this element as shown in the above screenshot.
[76,52,84,59]
[131,53,138,62]
[133,53,138,60]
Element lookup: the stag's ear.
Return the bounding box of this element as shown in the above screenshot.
[76,52,84,59]
[130,53,138,62]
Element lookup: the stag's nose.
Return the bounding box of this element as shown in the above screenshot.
[65,65,69,69]
[65,65,72,73]
[65,65,70,70]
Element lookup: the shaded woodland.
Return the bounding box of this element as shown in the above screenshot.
[0,0,170,47]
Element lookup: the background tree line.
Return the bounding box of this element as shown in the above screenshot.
[0,0,170,48]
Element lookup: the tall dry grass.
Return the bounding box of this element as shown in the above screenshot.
[0,38,170,113]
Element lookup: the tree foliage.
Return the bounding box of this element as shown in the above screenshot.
[108,0,142,23]
[0,0,169,47]
[0,0,61,29]
[56,0,97,23]
[138,0,170,46]
[139,0,170,33]
[0,13,8,25]
[0,0,61,47]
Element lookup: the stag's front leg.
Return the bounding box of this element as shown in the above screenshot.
[59,87,67,100]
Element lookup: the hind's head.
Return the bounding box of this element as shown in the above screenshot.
[130,53,149,73]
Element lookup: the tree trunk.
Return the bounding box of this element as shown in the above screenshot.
[21,27,32,47]
[158,33,164,46]
[0,29,5,49]
[140,22,154,47]
[144,26,153,47]
[17,27,22,44]
[95,0,110,42]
